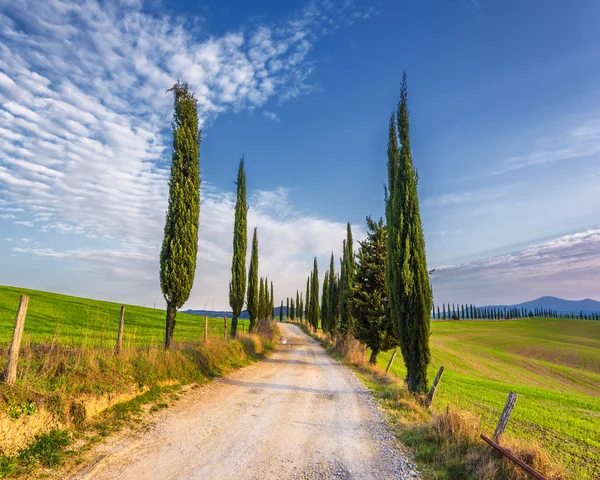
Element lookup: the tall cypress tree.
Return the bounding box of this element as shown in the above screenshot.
[296,290,300,323]
[264,275,270,320]
[247,227,259,332]
[270,282,274,320]
[160,82,201,350]
[299,293,304,322]
[327,253,337,333]
[280,300,283,322]
[286,297,290,320]
[309,258,320,330]
[321,271,330,333]
[290,298,295,320]
[258,278,265,320]
[228,159,247,339]
[385,72,432,393]
[339,224,355,336]
[305,276,310,321]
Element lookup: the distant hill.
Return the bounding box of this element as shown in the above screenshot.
[489,296,600,315]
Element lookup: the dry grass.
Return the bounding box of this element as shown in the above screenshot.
[0,331,275,477]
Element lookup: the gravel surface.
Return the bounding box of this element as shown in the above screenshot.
[70,324,420,479]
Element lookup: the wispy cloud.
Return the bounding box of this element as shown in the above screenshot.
[0,0,365,308]
[263,111,280,122]
[493,117,600,175]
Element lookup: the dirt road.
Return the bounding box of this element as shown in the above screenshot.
[72,323,419,479]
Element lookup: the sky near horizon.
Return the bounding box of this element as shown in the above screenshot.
[1,0,600,310]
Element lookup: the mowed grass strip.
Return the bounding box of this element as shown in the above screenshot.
[0,285,249,348]
[378,318,600,479]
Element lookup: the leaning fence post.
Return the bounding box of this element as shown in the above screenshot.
[223,315,227,341]
[115,305,125,355]
[204,315,208,343]
[385,347,398,374]
[3,295,29,385]
[493,392,518,442]
[425,366,445,408]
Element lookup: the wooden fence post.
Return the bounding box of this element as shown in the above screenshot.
[425,366,445,408]
[223,315,227,341]
[3,295,29,385]
[493,392,518,442]
[115,305,125,355]
[385,347,398,374]
[204,315,208,343]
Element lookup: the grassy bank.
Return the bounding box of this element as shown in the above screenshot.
[0,285,249,347]
[378,318,600,479]
[0,286,276,478]
[297,319,599,479]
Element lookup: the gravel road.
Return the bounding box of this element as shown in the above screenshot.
[72,323,420,479]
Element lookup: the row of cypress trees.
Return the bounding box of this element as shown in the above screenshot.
[229,160,277,336]
[434,304,600,321]
[286,73,432,394]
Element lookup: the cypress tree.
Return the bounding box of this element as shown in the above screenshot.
[339,223,355,336]
[331,273,340,333]
[437,306,440,319]
[322,271,330,332]
[279,300,283,322]
[270,281,274,320]
[352,217,398,364]
[264,276,269,319]
[461,304,465,319]
[258,278,265,320]
[327,253,337,333]
[305,276,310,321]
[310,258,320,330]
[290,298,295,320]
[247,227,259,332]
[296,290,300,323]
[443,303,446,320]
[286,297,290,320]
[160,82,201,350]
[385,73,432,393]
[228,159,247,339]
[299,293,304,322]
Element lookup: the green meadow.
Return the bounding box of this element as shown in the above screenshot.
[0,285,249,348]
[378,318,600,478]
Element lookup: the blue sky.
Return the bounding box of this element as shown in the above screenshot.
[1,0,600,310]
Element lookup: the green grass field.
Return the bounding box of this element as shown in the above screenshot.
[0,285,249,348]
[378,318,600,479]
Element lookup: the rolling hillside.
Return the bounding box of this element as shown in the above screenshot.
[0,285,249,347]
[379,318,600,478]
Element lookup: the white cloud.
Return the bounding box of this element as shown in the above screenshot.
[0,0,366,309]
[263,111,280,122]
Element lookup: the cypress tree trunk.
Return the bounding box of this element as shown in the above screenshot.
[369,348,379,365]
[229,159,247,338]
[165,301,177,350]
[279,301,283,322]
[160,82,201,350]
